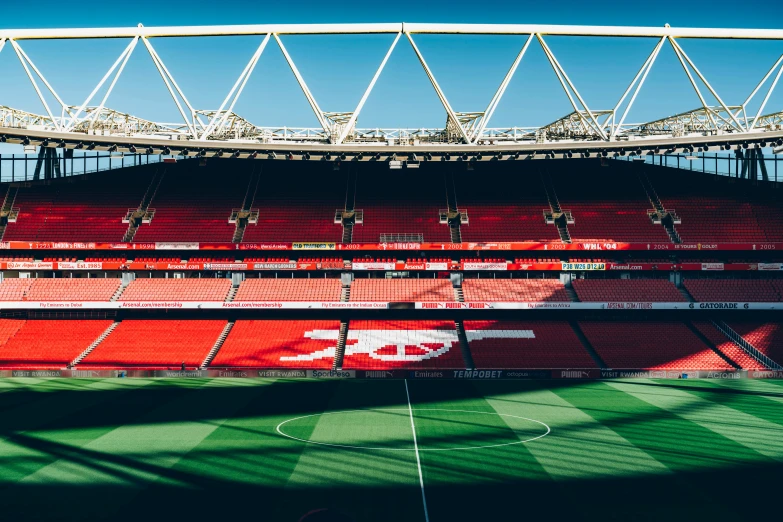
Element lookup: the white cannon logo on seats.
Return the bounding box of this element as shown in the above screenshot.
[280,329,535,362]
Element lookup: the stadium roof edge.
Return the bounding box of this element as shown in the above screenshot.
[3,23,783,40]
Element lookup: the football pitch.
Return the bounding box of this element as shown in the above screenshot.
[1,378,782,522]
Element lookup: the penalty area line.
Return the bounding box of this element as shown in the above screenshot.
[405,379,430,522]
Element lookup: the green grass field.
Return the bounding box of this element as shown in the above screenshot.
[1,377,782,522]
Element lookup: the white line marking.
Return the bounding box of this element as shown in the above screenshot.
[275,409,551,451]
[405,379,430,522]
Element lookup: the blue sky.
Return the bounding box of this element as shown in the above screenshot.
[1,0,782,134]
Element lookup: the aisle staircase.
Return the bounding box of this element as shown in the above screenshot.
[201,321,235,369]
[70,321,119,367]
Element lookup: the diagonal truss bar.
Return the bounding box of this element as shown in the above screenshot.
[405,31,471,144]
[610,37,666,140]
[472,33,534,143]
[9,39,61,130]
[66,37,139,132]
[746,53,783,131]
[336,32,402,145]
[0,38,5,55]
[200,33,271,140]
[274,33,331,136]
[668,37,745,132]
[536,34,607,141]
[141,36,205,138]
[667,37,718,130]
[11,40,77,124]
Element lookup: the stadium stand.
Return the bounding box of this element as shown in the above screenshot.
[21,278,121,301]
[691,321,767,370]
[462,279,570,302]
[0,277,124,302]
[349,278,455,301]
[453,170,559,242]
[0,278,34,300]
[572,279,686,302]
[655,176,773,243]
[241,163,346,243]
[341,320,464,369]
[725,322,783,366]
[2,170,153,242]
[579,321,734,369]
[0,319,113,369]
[234,278,342,301]
[465,320,596,368]
[683,279,782,302]
[211,320,340,368]
[132,165,248,243]
[351,170,450,243]
[79,320,226,368]
[551,165,670,243]
[120,278,231,301]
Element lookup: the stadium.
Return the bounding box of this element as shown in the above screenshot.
[1,9,783,522]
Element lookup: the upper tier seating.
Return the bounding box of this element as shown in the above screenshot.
[655,173,783,243]
[725,322,783,366]
[691,321,766,370]
[3,168,153,242]
[211,320,340,368]
[683,279,782,302]
[132,163,248,243]
[350,279,455,301]
[579,321,733,370]
[0,319,112,369]
[462,279,570,302]
[79,320,225,368]
[453,169,560,242]
[465,320,596,369]
[572,279,686,302]
[120,278,232,301]
[234,278,342,301]
[551,163,671,243]
[341,320,465,369]
[351,169,450,243]
[241,162,346,243]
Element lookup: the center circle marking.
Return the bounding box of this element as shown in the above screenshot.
[276,408,550,451]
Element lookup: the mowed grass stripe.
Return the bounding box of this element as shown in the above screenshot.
[1,379,271,521]
[408,381,553,522]
[282,380,424,522]
[606,380,783,462]
[551,380,771,521]
[0,378,164,483]
[656,379,783,428]
[478,381,670,480]
[552,381,765,469]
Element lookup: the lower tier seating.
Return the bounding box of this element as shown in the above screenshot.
[341,320,464,369]
[120,278,232,301]
[234,278,342,301]
[725,322,783,366]
[0,320,112,369]
[350,279,455,301]
[462,279,570,302]
[684,279,782,302]
[691,321,767,370]
[79,320,225,368]
[573,279,686,302]
[211,320,340,369]
[465,320,596,369]
[579,321,733,370]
